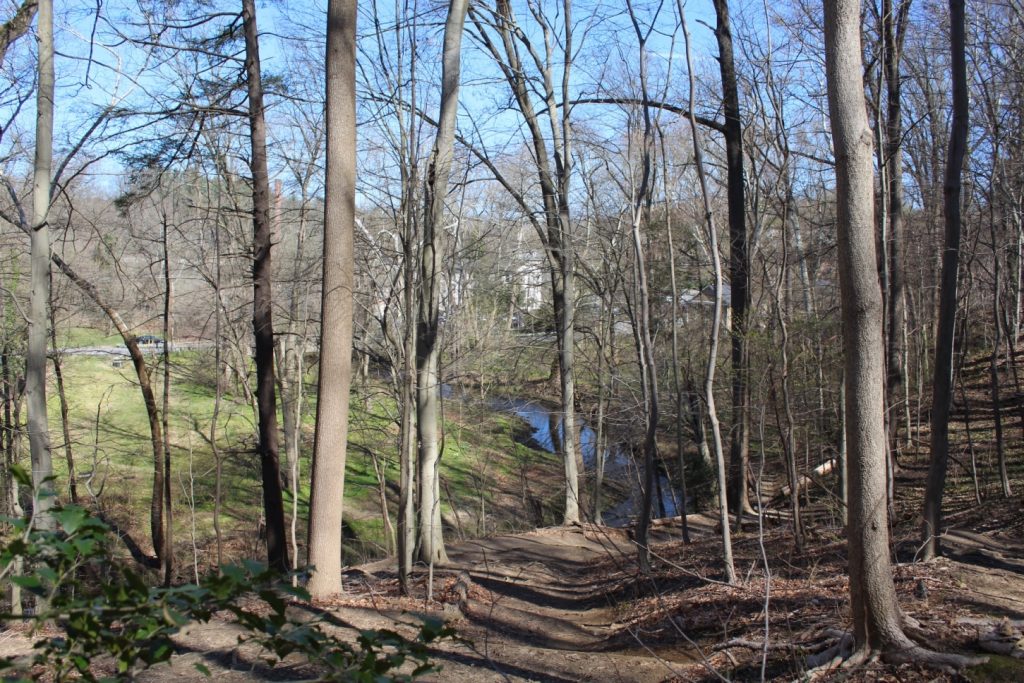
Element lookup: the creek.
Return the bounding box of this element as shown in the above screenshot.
[491,397,685,527]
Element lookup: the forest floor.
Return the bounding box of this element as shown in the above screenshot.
[9,496,1004,683]
[1,498,1022,681]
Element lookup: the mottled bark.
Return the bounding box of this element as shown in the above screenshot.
[417,0,469,566]
[26,0,54,528]
[0,0,36,64]
[307,0,357,599]
[825,0,909,651]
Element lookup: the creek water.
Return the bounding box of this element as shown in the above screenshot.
[492,397,684,527]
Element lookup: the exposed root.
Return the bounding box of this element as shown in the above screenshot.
[803,633,987,681]
[882,643,987,671]
[803,632,855,675]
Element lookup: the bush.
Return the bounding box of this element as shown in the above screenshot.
[0,467,451,682]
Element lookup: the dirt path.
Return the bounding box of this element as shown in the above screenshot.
[127,521,713,683]
[6,511,1022,681]
[350,521,712,682]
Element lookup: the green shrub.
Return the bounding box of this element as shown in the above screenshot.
[0,467,450,682]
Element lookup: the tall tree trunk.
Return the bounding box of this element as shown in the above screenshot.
[211,213,224,569]
[825,0,920,657]
[712,0,752,525]
[416,0,469,566]
[921,0,968,562]
[398,204,418,592]
[26,0,54,530]
[307,0,357,599]
[883,0,910,464]
[680,0,735,584]
[626,0,661,574]
[662,131,690,544]
[242,0,287,573]
[161,213,174,585]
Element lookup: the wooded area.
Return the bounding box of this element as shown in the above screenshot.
[1,0,1023,680]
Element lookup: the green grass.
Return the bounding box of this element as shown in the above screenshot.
[41,330,559,569]
[55,326,125,348]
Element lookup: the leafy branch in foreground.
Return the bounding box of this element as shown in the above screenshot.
[0,469,451,682]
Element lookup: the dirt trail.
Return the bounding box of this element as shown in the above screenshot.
[356,520,714,682]
[128,521,714,683]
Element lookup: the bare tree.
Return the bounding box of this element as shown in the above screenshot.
[678,0,736,585]
[823,0,980,667]
[26,0,54,528]
[416,0,470,567]
[307,0,357,599]
[242,0,287,573]
[921,0,969,561]
[712,0,753,524]
[468,0,582,524]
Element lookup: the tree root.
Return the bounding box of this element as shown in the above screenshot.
[803,632,855,674]
[882,643,987,671]
[803,630,988,681]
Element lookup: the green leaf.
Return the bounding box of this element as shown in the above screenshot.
[194,663,211,676]
[8,463,31,488]
[55,505,89,534]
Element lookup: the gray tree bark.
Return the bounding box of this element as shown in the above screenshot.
[307,0,357,599]
[26,0,54,529]
[824,0,918,657]
[0,0,36,64]
[417,0,469,566]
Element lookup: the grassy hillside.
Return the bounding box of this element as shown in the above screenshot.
[43,329,565,576]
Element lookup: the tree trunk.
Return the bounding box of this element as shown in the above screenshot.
[242,0,287,573]
[825,0,912,654]
[416,0,469,566]
[712,0,752,526]
[0,0,37,64]
[307,0,357,599]
[161,213,173,585]
[663,131,690,544]
[680,0,735,584]
[626,0,662,574]
[883,0,910,464]
[48,290,76,505]
[921,0,968,562]
[26,0,54,529]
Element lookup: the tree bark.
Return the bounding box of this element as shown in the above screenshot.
[160,213,174,585]
[242,0,288,573]
[921,0,968,562]
[712,0,752,525]
[825,0,910,652]
[0,0,36,64]
[416,0,469,566]
[679,0,736,584]
[307,0,357,599]
[26,0,54,529]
